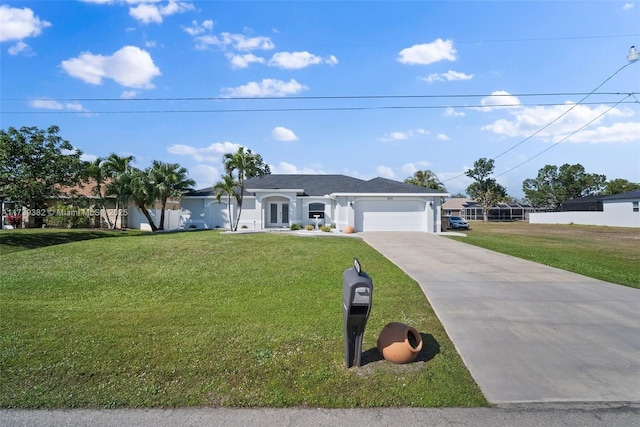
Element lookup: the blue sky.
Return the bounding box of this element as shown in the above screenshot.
[1,1,639,198]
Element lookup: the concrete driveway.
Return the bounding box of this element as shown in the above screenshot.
[360,232,640,405]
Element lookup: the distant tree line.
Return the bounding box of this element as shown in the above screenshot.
[404,160,639,221]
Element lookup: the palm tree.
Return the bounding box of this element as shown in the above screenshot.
[147,161,195,230]
[84,157,114,228]
[404,170,446,192]
[222,147,270,231]
[119,167,159,232]
[103,154,135,229]
[213,174,240,230]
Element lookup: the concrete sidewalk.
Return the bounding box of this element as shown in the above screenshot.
[360,232,640,405]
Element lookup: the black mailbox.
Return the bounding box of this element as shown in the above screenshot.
[343,258,373,368]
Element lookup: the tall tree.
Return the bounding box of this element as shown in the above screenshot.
[404,170,446,191]
[601,178,640,196]
[0,126,84,226]
[147,160,195,230]
[523,163,607,210]
[103,153,135,229]
[85,157,115,229]
[212,174,240,230]
[465,158,507,222]
[222,147,271,231]
[119,167,159,232]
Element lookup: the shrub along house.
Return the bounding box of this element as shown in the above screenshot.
[181,174,448,232]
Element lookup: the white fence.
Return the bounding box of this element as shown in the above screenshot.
[127,208,183,231]
[529,211,639,228]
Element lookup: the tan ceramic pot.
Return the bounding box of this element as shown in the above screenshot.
[344,226,355,234]
[377,322,423,364]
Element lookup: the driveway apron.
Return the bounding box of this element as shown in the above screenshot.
[360,232,640,404]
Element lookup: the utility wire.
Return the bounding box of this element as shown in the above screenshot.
[2,92,634,103]
[440,60,639,184]
[495,94,632,178]
[2,100,637,115]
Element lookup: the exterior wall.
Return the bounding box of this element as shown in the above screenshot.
[127,207,182,230]
[529,203,639,228]
[178,193,444,232]
[299,197,332,227]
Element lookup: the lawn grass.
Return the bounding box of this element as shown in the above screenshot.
[0,228,144,255]
[448,221,640,289]
[0,229,486,408]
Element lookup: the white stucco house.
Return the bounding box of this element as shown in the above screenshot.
[180,174,448,232]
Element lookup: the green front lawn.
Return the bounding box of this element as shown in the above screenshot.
[449,222,640,289]
[0,229,486,408]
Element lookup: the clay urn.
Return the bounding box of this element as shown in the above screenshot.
[377,322,423,364]
[344,226,355,234]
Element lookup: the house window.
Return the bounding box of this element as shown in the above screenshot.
[309,202,325,219]
[633,201,639,213]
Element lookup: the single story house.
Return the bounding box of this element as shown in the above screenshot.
[441,197,473,217]
[181,174,448,232]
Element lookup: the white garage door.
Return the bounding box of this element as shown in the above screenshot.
[355,200,427,232]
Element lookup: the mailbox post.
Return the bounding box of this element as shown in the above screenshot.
[343,259,373,368]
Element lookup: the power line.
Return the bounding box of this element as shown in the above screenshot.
[495,94,632,178]
[2,92,635,103]
[2,100,637,115]
[440,60,639,185]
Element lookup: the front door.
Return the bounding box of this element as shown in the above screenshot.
[269,202,289,227]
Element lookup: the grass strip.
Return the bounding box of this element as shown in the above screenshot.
[448,222,640,289]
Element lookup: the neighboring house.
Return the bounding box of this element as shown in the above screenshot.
[561,194,603,211]
[530,190,640,228]
[443,198,542,221]
[181,174,448,232]
[442,198,473,216]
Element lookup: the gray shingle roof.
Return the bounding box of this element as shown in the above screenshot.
[186,174,447,197]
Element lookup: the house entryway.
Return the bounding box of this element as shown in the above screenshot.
[268,202,289,227]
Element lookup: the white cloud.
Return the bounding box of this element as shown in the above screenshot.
[383,131,410,141]
[272,126,298,141]
[0,5,51,42]
[61,46,161,88]
[381,128,428,142]
[120,90,138,99]
[30,98,87,112]
[194,31,274,51]
[376,165,395,179]
[167,141,242,163]
[566,122,640,143]
[129,1,194,24]
[184,19,214,36]
[189,164,220,189]
[8,40,32,56]
[270,162,325,174]
[444,107,465,117]
[227,53,265,69]
[402,161,431,174]
[422,70,473,83]
[221,78,308,98]
[623,3,634,10]
[475,90,522,111]
[268,51,338,69]
[481,102,635,143]
[398,38,456,65]
[437,133,450,141]
[80,153,99,162]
